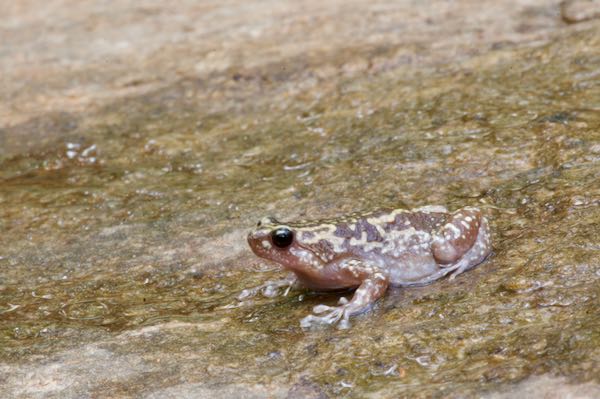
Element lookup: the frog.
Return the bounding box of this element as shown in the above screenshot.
[245,205,492,329]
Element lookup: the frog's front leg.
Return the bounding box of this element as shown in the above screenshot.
[300,259,389,329]
[237,275,299,300]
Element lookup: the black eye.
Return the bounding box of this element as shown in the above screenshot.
[271,227,294,248]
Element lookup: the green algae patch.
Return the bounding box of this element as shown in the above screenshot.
[2,24,600,398]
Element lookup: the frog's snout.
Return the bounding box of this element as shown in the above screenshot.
[247,231,258,248]
[247,229,268,255]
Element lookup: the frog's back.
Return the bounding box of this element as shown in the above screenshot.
[291,207,448,261]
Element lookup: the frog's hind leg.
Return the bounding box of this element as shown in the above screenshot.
[432,207,484,265]
[439,212,492,280]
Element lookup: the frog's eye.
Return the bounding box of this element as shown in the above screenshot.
[271,227,294,248]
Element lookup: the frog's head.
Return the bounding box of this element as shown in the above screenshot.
[247,216,326,272]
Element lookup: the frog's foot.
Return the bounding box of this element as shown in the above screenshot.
[237,276,297,300]
[300,273,389,329]
[300,297,353,329]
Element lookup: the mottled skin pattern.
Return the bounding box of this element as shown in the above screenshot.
[245,205,492,329]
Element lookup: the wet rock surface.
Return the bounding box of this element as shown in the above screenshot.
[561,0,600,23]
[1,1,599,398]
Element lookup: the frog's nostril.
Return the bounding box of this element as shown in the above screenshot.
[257,216,278,228]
